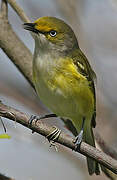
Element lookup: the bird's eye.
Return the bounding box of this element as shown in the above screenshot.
[49,30,57,37]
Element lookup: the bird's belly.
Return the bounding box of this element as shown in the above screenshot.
[34,78,75,118]
[33,72,94,121]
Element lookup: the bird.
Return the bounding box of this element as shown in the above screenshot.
[23,16,100,175]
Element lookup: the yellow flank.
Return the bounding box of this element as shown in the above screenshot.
[59,58,86,80]
[51,59,94,117]
[33,56,94,131]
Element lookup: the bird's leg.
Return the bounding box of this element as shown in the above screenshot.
[73,117,85,150]
[29,114,61,150]
[29,113,57,125]
[29,114,58,136]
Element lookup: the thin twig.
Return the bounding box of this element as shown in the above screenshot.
[1,0,8,18]
[0,102,117,175]
[0,5,34,88]
[6,0,30,23]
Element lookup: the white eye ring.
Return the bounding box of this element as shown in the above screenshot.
[49,30,57,37]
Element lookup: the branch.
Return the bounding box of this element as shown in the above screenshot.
[1,0,8,18]
[7,0,30,23]
[0,0,34,88]
[0,102,117,175]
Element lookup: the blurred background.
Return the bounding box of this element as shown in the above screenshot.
[0,0,117,179]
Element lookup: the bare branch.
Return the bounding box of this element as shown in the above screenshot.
[1,0,8,18]
[0,102,117,175]
[0,7,34,88]
[6,0,30,23]
[0,0,33,89]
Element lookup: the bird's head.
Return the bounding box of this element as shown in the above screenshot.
[24,16,78,53]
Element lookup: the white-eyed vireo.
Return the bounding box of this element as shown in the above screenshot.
[24,16,100,175]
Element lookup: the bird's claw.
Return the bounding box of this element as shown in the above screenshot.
[29,113,57,126]
[46,126,61,142]
[46,126,61,151]
[73,129,83,151]
[49,141,59,152]
[28,115,41,126]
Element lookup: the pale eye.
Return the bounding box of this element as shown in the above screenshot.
[49,30,57,37]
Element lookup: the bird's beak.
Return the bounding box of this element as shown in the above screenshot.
[23,23,39,34]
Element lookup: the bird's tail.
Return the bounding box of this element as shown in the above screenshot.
[84,124,100,175]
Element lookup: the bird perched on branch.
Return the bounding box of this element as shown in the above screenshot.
[24,16,100,175]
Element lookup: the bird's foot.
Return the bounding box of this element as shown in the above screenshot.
[29,114,57,125]
[46,126,61,151]
[28,114,57,133]
[73,129,83,151]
